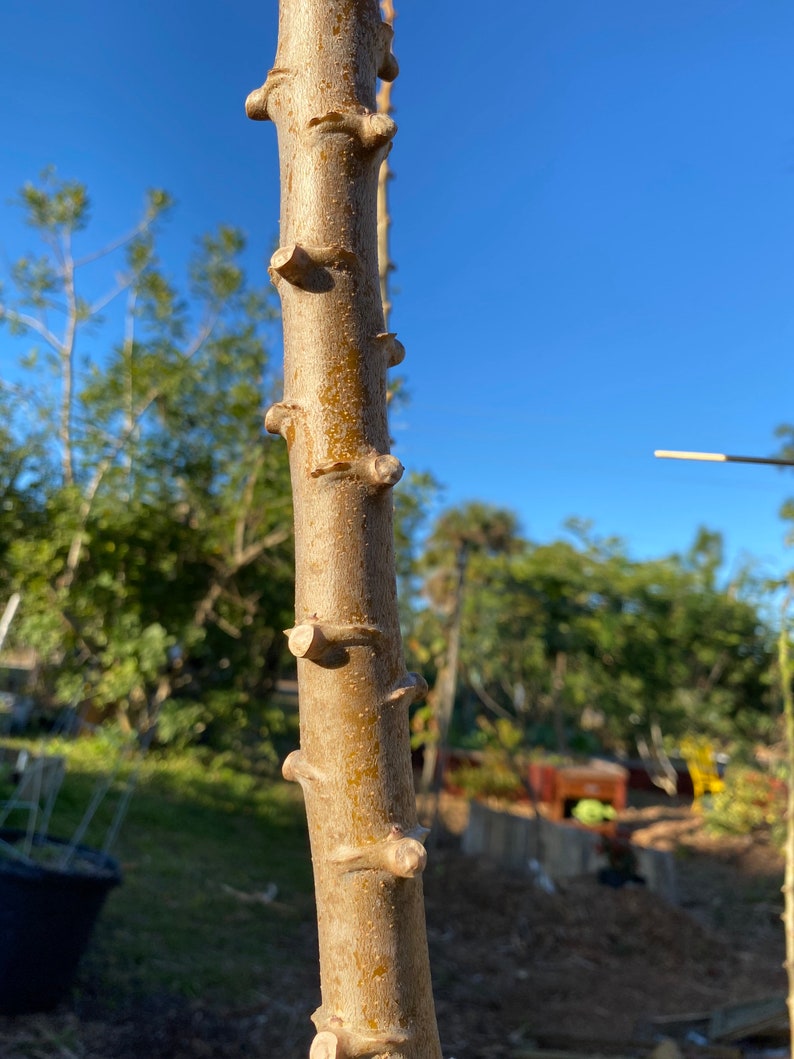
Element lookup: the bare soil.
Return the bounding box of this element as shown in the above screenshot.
[0,795,787,1058]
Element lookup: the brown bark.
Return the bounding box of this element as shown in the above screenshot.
[421,547,467,797]
[246,5,442,1058]
[551,651,568,754]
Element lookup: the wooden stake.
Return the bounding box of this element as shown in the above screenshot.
[377,0,396,330]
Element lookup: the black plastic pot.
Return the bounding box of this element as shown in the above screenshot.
[0,829,122,1014]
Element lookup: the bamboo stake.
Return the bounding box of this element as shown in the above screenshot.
[0,593,21,654]
[659,443,794,1057]
[377,0,396,331]
[777,587,794,1059]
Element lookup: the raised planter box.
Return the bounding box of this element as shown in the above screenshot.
[526,760,628,831]
[463,800,677,903]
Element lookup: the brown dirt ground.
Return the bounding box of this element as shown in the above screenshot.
[0,794,787,1059]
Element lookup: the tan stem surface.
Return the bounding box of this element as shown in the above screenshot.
[248,4,442,1057]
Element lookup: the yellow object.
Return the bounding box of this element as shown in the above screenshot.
[680,736,725,803]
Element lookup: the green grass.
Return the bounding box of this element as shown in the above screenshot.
[1,737,315,1008]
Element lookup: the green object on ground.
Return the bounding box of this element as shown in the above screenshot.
[571,798,616,826]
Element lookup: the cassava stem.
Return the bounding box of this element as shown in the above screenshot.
[247,5,442,1058]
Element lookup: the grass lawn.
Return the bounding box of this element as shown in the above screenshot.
[0,736,316,1009]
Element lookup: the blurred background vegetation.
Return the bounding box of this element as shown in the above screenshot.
[0,171,790,788]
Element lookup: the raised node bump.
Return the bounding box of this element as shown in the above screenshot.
[378,52,399,83]
[269,244,314,285]
[285,621,383,662]
[379,51,400,82]
[270,244,358,290]
[264,401,298,437]
[311,452,403,487]
[377,22,399,82]
[384,672,429,708]
[387,838,427,878]
[332,825,430,878]
[363,113,397,149]
[282,750,299,783]
[309,1030,340,1059]
[245,85,269,121]
[310,1023,409,1059]
[375,332,405,367]
[245,68,290,121]
[282,750,323,786]
[287,623,328,660]
[371,453,404,487]
[307,110,397,151]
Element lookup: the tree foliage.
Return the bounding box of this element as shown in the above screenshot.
[410,508,774,755]
[0,171,293,750]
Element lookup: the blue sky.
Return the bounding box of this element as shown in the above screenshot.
[1,1,793,579]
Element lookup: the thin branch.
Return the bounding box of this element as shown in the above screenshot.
[700,651,729,697]
[215,615,243,639]
[43,227,66,273]
[233,528,291,570]
[181,311,218,362]
[233,451,266,561]
[193,526,290,632]
[73,215,156,269]
[222,585,260,617]
[122,285,138,478]
[469,673,514,721]
[58,312,218,591]
[0,307,62,353]
[88,274,135,317]
[60,239,77,486]
[35,296,68,315]
[194,582,224,630]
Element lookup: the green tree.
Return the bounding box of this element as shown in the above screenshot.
[417,502,520,790]
[0,171,293,747]
[393,469,442,633]
[448,525,773,754]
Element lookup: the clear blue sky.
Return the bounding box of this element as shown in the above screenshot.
[2,1,793,579]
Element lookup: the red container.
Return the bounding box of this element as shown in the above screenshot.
[526,761,629,829]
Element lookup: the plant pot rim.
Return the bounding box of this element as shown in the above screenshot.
[0,828,122,885]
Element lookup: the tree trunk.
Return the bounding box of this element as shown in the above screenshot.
[551,650,568,754]
[246,6,442,1058]
[421,546,467,796]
